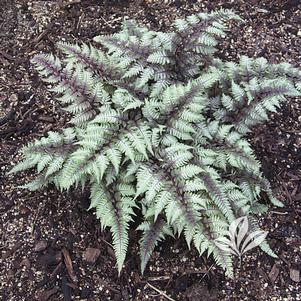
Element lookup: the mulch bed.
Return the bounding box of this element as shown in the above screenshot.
[0,0,300,300]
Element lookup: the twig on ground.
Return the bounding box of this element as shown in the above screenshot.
[199,264,214,282]
[147,275,170,282]
[146,282,176,301]
[270,210,289,215]
[0,50,14,61]
[30,200,46,234]
[101,237,114,249]
[31,21,56,46]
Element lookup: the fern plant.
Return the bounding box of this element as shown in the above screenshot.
[10,9,301,277]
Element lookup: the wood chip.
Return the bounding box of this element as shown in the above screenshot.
[268,264,280,283]
[19,258,31,269]
[50,262,63,278]
[62,248,77,283]
[0,50,14,61]
[290,268,300,282]
[34,240,48,252]
[83,247,101,264]
[37,115,55,123]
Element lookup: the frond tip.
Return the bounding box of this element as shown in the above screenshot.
[138,218,172,274]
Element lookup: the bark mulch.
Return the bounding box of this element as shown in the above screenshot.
[0,1,301,300]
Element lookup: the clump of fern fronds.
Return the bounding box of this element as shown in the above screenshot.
[10,9,301,277]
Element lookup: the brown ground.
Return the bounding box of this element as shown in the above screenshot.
[0,1,301,300]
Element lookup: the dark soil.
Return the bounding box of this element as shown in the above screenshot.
[0,1,301,300]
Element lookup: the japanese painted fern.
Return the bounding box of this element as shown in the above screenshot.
[11,10,301,277]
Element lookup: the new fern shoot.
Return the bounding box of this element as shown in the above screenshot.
[10,9,301,277]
